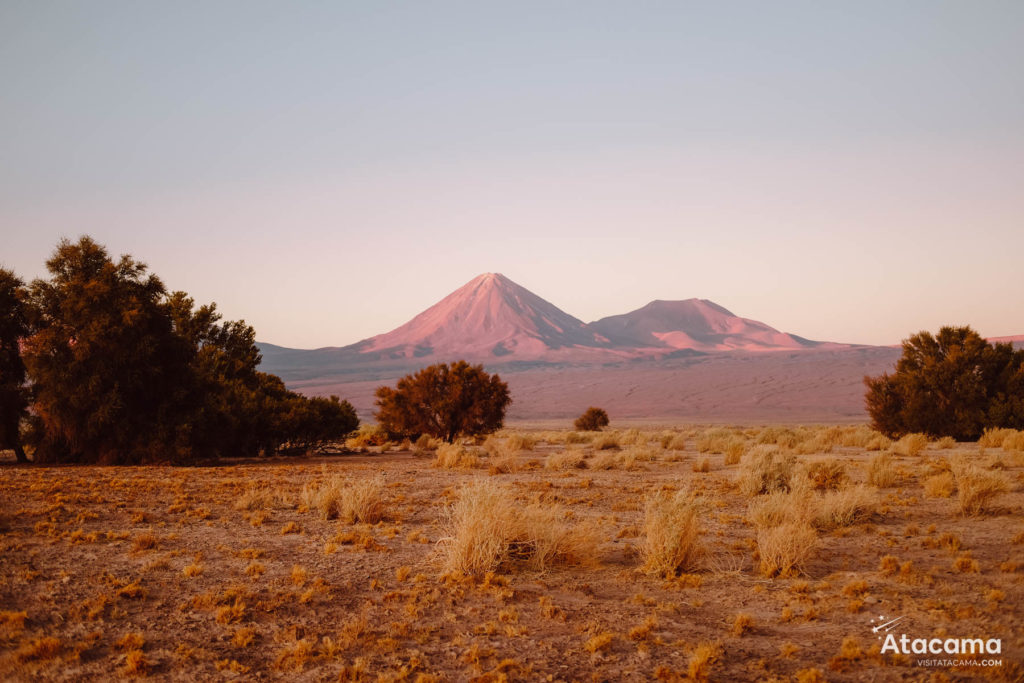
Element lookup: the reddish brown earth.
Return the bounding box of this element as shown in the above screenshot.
[2,427,1021,681]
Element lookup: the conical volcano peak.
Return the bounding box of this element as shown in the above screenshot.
[358,273,608,360]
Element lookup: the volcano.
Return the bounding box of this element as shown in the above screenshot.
[350,273,614,361]
[588,299,821,353]
[256,273,844,378]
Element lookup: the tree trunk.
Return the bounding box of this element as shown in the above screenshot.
[13,442,28,463]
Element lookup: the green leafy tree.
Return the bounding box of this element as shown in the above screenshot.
[21,236,359,463]
[280,394,359,453]
[375,361,511,443]
[574,406,609,431]
[0,268,31,462]
[24,237,191,463]
[864,326,1024,440]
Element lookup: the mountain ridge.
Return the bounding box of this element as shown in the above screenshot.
[257,273,853,373]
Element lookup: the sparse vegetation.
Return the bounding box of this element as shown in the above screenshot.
[300,475,385,523]
[438,479,596,574]
[1,422,1020,679]
[641,490,703,577]
[574,406,610,431]
[865,325,1024,440]
[950,459,1010,515]
[374,361,511,443]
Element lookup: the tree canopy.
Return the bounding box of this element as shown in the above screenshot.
[574,406,609,431]
[5,236,358,464]
[0,268,31,462]
[864,326,1024,440]
[375,361,511,443]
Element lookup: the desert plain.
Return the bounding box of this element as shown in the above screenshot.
[1,425,1021,681]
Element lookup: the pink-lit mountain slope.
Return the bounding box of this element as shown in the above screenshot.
[588,299,835,352]
[350,273,614,361]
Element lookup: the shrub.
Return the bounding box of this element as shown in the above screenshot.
[812,485,876,530]
[865,326,1024,440]
[892,433,928,456]
[375,361,511,443]
[923,472,955,498]
[438,480,595,573]
[950,460,1010,515]
[1001,430,1024,452]
[866,453,897,488]
[864,434,892,451]
[641,490,703,576]
[737,446,796,496]
[0,269,30,463]
[757,523,818,578]
[748,486,814,529]
[434,444,480,470]
[591,433,620,450]
[345,424,390,450]
[696,428,734,453]
[301,476,385,523]
[804,459,847,491]
[723,439,747,465]
[979,427,1016,448]
[546,450,588,470]
[17,237,358,463]
[573,407,609,431]
[665,434,688,451]
[565,431,592,445]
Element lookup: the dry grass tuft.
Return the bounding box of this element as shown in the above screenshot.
[641,490,703,577]
[546,450,588,471]
[864,434,892,451]
[16,636,62,662]
[234,486,279,511]
[731,612,754,636]
[950,460,1010,515]
[757,522,818,578]
[813,485,876,530]
[686,641,721,681]
[591,433,620,450]
[979,427,1018,448]
[892,433,928,456]
[804,459,847,491]
[923,472,955,498]
[866,453,897,488]
[696,428,735,454]
[438,479,597,574]
[723,439,746,465]
[300,475,385,523]
[434,444,481,469]
[737,446,796,496]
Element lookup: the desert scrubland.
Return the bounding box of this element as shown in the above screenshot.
[1,425,1022,681]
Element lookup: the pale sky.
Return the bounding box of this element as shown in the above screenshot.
[2,1,1022,348]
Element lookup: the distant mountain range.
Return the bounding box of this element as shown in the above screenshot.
[256,274,1019,421]
[259,272,847,372]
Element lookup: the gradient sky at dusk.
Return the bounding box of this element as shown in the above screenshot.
[3,1,1022,348]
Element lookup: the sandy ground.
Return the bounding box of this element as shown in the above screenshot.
[1,428,1021,682]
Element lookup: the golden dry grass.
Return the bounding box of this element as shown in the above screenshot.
[437,479,596,574]
[433,443,481,469]
[640,489,703,577]
[300,475,385,523]
[950,459,1011,515]
[892,432,929,456]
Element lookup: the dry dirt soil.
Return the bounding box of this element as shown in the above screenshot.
[1,426,1022,682]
